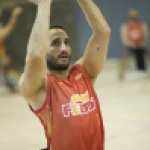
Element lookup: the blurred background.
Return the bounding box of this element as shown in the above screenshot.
[0,0,150,150]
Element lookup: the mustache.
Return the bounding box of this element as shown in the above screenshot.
[58,52,69,58]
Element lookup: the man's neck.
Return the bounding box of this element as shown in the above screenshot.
[129,19,140,24]
[47,69,69,79]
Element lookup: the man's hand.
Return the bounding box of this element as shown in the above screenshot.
[29,0,52,5]
[12,7,23,17]
[29,0,43,5]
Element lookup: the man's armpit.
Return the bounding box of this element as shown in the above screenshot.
[37,79,47,93]
[87,72,96,84]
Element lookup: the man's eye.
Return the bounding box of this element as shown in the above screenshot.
[65,41,70,45]
[53,41,59,46]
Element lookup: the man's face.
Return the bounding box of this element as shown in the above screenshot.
[47,29,71,71]
[129,10,139,22]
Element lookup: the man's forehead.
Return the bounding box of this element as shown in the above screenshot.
[49,29,68,39]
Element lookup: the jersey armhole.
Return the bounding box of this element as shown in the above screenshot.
[29,75,51,115]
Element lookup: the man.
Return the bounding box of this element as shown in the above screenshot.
[0,7,23,91]
[19,0,110,150]
[119,9,148,80]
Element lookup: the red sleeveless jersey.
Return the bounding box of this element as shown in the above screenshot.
[30,64,105,150]
[126,22,144,44]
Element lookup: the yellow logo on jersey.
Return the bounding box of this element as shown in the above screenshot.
[62,91,96,117]
[75,73,82,81]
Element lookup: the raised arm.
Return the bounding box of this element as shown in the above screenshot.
[19,0,52,98]
[0,7,23,41]
[76,0,111,84]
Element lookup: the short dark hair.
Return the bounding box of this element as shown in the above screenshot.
[50,25,66,31]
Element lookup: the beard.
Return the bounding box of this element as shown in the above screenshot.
[47,53,71,71]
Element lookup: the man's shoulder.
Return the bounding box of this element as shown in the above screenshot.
[69,63,91,81]
[69,64,86,72]
[121,22,127,29]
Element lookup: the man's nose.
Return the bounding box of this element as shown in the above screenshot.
[60,43,67,51]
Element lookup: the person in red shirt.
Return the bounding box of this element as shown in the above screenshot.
[19,0,111,150]
[0,7,23,91]
[119,9,148,80]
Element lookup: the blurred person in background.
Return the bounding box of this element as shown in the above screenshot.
[0,7,23,92]
[119,9,149,80]
[19,0,111,149]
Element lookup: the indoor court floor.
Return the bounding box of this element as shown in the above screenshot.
[0,59,150,150]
